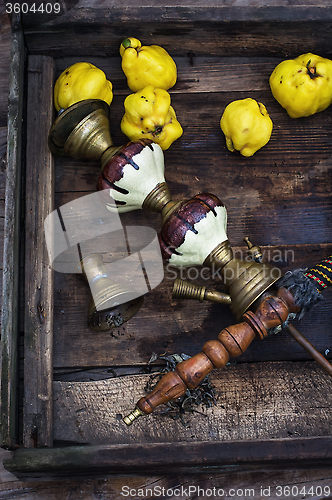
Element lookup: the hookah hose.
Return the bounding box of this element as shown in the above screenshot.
[304,257,332,292]
[276,255,332,318]
[276,255,332,377]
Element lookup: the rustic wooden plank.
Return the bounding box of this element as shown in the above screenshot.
[0,128,8,200]
[0,127,7,275]
[4,434,332,479]
[52,361,332,447]
[23,55,55,448]
[0,7,11,127]
[0,14,25,449]
[55,55,280,95]
[21,6,332,59]
[2,448,332,495]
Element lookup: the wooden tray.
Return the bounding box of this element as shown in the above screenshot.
[1,3,332,479]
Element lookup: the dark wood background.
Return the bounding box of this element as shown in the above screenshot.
[1,0,332,497]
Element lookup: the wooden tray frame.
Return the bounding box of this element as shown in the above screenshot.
[1,8,332,478]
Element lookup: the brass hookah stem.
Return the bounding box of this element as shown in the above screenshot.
[123,287,299,425]
[172,278,232,306]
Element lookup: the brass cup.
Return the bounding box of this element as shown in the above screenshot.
[204,239,281,321]
[48,99,117,161]
[222,256,281,321]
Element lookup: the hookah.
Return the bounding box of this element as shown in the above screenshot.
[47,98,332,425]
[82,110,332,425]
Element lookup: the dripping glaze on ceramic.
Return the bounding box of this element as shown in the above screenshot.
[159,193,228,268]
[98,139,165,212]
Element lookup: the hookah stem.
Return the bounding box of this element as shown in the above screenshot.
[123,287,299,424]
[173,279,332,378]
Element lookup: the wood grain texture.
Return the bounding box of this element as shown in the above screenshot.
[53,361,332,446]
[4,435,332,478]
[2,448,332,497]
[1,0,332,491]
[0,5,11,127]
[0,127,7,276]
[0,14,25,449]
[0,127,7,199]
[20,6,332,60]
[55,55,280,96]
[23,55,55,448]
[52,245,332,369]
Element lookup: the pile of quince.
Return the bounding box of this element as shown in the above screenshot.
[53,44,332,157]
[53,37,182,151]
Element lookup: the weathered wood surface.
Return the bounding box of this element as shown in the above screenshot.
[20,4,332,60]
[55,55,280,96]
[4,435,332,479]
[0,127,7,272]
[0,6,11,127]
[52,263,332,369]
[0,128,7,198]
[1,0,332,494]
[23,55,55,448]
[52,55,332,369]
[0,13,25,449]
[1,442,332,497]
[53,361,332,446]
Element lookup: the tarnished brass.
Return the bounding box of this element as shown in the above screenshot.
[123,407,145,426]
[244,236,263,263]
[48,99,118,161]
[201,238,280,321]
[79,253,144,330]
[204,239,234,271]
[172,278,231,306]
[142,181,182,221]
[168,237,280,321]
[142,182,173,214]
[222,257,280,321]
[48,100,146,329]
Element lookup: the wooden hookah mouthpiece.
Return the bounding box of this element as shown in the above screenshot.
[123,287,299,425]
[123,253,332,424]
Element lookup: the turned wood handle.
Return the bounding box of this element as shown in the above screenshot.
[135,287,298,416]
[137,321,251,414]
